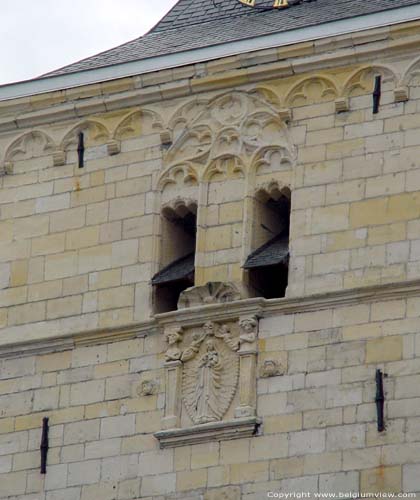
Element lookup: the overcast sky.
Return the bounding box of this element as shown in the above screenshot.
[0,0,178,86]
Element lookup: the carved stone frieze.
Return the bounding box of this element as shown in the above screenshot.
[177,281,248,309]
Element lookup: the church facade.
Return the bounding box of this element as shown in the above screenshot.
[1,0,420,498]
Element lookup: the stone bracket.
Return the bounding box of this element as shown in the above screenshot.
[107,139,121,156]
[278,108,292,123]
[335,97,349,113]
[160,130,172,147]
[394,86,409,103]
[154,417,261,448]
[53,150,66,167]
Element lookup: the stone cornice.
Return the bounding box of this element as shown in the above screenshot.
[2,278,420,358]
[154,417,261,448]
[0,22,420,133]
[0,322,155,359]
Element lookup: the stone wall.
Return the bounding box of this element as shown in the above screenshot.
[1,25,420,339]
[1,20,420,500]
[1,292,420,498]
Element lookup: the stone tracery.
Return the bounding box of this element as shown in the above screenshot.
[164,90,295,178]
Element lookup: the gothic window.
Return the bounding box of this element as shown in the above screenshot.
[244,187,291,299]
[152,201,197,313]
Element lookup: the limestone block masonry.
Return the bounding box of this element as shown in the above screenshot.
[1,19,420,499]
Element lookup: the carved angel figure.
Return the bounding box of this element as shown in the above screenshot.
[239,316,258,344]
[164,326,183,361]
[181,331,206,362]
[217,324,239,351]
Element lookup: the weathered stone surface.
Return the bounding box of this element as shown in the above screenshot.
[1,21,420,500]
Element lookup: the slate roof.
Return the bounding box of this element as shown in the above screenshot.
[151,252,195,285]
[243,234,289,269]
[44,0,420,77]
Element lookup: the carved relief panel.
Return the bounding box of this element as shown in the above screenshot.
[155,315,260,447]
[181,321,240,426]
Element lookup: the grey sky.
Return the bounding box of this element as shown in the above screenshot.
[0,0,178,86]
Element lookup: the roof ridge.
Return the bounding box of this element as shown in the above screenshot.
[40,0,420,79]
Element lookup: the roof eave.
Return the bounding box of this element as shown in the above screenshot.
[1,3,420,103]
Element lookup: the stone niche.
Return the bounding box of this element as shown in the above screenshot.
[154,315,260,448]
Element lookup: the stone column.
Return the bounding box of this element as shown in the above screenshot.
[162,325,184,430]
[162,360,183,430]
[235,315,258,418]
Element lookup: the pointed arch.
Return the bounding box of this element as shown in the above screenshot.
[157,162,199,192]
[61,119,110,150]
[4,130,55,162]
[242,111,291,152]
[203,154,246,182]
[113,108,163,140]
[285,75,339,107]
[343,64,398,97]
[401,56,420,87]
[250,145,295,178]
[250,86,282,108]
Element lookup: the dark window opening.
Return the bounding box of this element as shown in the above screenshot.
[244,188,291,299]
[248,261,289,299]
[152,203,197,313]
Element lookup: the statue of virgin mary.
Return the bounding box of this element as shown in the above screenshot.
[193,339,222,424]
